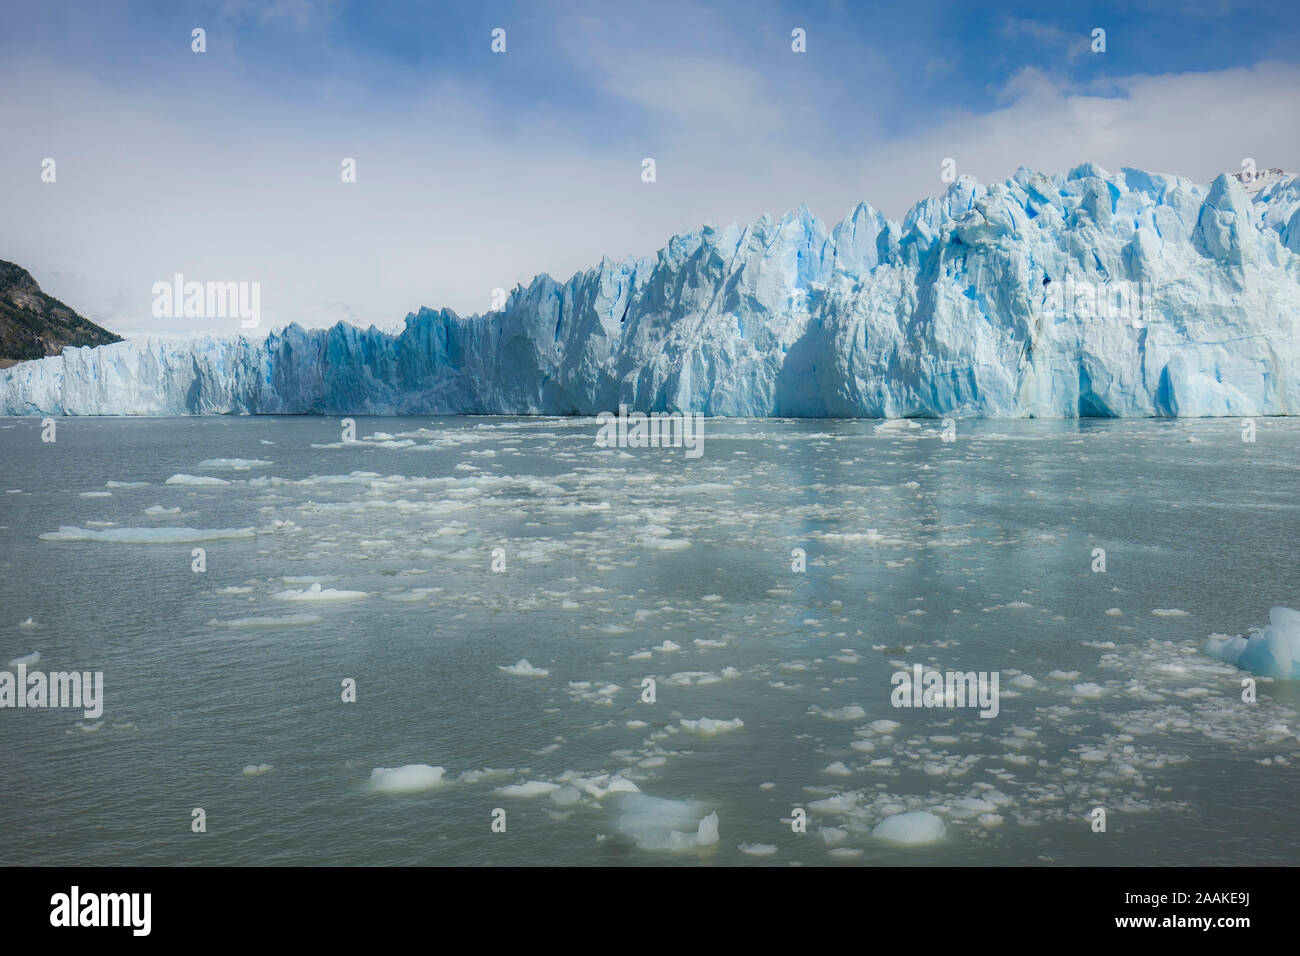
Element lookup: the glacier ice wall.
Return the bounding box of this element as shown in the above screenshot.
[4,164,1300,417]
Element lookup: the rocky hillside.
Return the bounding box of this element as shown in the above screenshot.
[0,260,121,367]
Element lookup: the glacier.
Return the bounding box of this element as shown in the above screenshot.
[3,163,1299,418]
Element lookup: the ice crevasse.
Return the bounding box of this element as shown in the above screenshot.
[4,163,1300,418]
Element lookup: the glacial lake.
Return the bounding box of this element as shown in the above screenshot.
[0,415,1296,865]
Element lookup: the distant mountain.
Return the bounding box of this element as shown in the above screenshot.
[0,261,121,367]
[1229,166,1293,197]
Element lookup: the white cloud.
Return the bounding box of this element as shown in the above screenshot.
[0,53,1295,338]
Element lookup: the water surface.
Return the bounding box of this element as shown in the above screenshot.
[1,415,1296,865]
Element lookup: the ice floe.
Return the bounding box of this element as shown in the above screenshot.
[39,525,254,543]
[368,765,449,793]
[498,659,549,677]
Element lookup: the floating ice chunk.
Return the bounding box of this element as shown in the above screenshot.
[822,761,853,776]
[165,474,230,485]
[812,705,867,721]
[983,600,1032,612]
[551,786,583,807]
[808,792,859,814]
[1204,607,1300,679]
[40,525,254,544]
[495,780,560,798]
[695,812,719,846]
[197,458,273,469]
[568,774,639,799]
[639,536,692,551]
[1072,683,1105,699]
[8,651,40,668]
[679,717,744,735]
[739,842,778,856]
[143,505,182,515]
[868,719,901,733]
[368,764,448,793]
[819,826,849,846]
[18,618,36,628]
[1204,633,1249,664]
[1010,674,1036,689]
[242,764,273,776]
[872,810,946,845]
[498,659,549,677]
[456,768,514,785]
[1152,608,1190,618]
[274,582,368,601]
[614,793,718,851]
[664,671,714,686]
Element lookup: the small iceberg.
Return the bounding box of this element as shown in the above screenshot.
[40,525,254,544]
[497,659,549,677]
[614,793,719,851]
[873,810,946,845]
[273,582,368,602]
[368,765,448,793]
[1204,607,1300,679]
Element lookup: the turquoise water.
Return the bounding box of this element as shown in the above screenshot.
[0,415,1296,865]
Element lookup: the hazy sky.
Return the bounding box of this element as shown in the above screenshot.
[2,0,1298,336]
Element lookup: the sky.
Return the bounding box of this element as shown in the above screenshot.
[1,0,1298,336]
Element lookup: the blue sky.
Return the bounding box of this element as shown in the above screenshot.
[2,0,1298,334]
